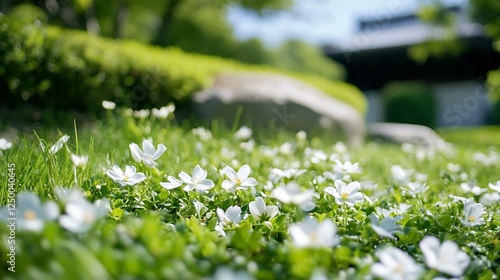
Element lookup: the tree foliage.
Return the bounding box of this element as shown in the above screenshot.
[1,0,344,80]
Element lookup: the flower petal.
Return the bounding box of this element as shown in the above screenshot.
[346,181,360,194]
[179,172,192,183]
[237,165,251,180]
[142,139,156,156]
[222,180,235,190]
[193,165,207,180]
[240,178,258,187]
[153,144,167,159]
[129,143,143,162]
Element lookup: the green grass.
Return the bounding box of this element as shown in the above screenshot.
[0,110,499,279]
[438,126,500,148]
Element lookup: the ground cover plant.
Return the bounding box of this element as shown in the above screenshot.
[1,104,499,279]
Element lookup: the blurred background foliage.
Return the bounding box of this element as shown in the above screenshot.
[0,0,344,80]
[411,0,500,102]
[0,11,367,114]
[382,81,436,128]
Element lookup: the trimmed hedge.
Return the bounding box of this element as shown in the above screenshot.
[0,14,367,114]
[382,81,436,128]
[488,101,500,125]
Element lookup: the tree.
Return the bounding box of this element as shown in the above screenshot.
[469,0,500,104]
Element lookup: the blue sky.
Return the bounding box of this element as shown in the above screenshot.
[227,0,467,47]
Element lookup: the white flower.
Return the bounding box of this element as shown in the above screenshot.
[160,176,183,190]
[360,180,378,191]
[54,187,87,204]
[296,130,307,141]
[419,236,470,277]
[289,217,339,248]
[249,197,279,221]
[192,127,212,141]
[215,223,226,237]
[59,198,109,233]
[488,181,500,193]
[460,183,487,195]
[271,182,316,211]
[234,126,252,140]
[371,247,423,280]
[388,203,411,217]
[222,164,258,191]
[133,109,150,118]
[211,267,253,280]
[179,165,214,193]
[480,192,500,206]
[447,163,461,173]
[449,195,473,204]
[270,168,306,181]
[49,135,70,154]
[391,165,412,185]
[473,151,499,166]
[279,142,293,155]
[322,171,343,182]
[71,154,89,168]
[310,150,328,164]
[101,100,116,110]
[0,192,59,232]
[0,138,13,150]
[106,165,147,187]
[217,206,243,226]
[192,199,205,218]
[401,182,429,196]
[402,143,415,153]
[260,146,278,158]
[129,139,167,167]
[369,213,403,240]
[333,160,361,174]
[459,201,485,227]
[334,142,347,153]
[415,172,428,182]
[240,139,255,152]
[152,104,175,119]
[324,180,364,207]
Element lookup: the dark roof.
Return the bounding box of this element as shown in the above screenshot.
[326,5,484,55]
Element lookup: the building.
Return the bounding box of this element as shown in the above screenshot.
[325,6,500,127]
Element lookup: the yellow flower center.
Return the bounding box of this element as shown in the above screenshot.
[309,232,319,242]
[468,215,475,222]
[123,175,129,182]
[24,210,37,220]
[394,264,404,274]
[235,178,241,185]
[341,192,349,200]
[83,212,93,223]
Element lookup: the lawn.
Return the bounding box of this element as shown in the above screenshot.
[0,106,499,279]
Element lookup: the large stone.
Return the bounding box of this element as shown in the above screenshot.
[368,122,446,148]
[191,73,365,146]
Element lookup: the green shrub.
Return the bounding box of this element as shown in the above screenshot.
[488,100,500,125]
[0,14,367,114]
[382,81,436,127]
[487,68,500,102]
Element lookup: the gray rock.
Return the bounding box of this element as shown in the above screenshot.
[368,122,446,148]
[191,73,365,146]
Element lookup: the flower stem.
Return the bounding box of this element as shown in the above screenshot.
[342,203,348,228]
[74,166,78,187]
